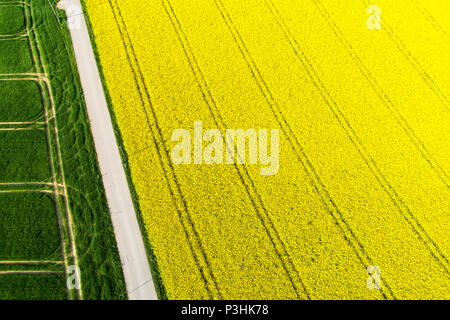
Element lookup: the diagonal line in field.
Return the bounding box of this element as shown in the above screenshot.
[302,0,450,190]
[163,0,310,300]
[109,0,214,299]
[359,0,450,112]
[307,0,450,277]
[215,0,389,299]
[411,0,450,42]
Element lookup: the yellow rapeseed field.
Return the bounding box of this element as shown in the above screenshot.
[84,0,450,299]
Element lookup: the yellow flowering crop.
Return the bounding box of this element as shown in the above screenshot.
[84,0,450,299]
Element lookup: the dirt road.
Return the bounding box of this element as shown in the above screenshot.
[59,0,157,300]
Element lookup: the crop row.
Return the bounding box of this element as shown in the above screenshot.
[84,0,450,299]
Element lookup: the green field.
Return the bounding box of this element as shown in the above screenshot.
[0,130,51,182]
[0,274,67,300]
[0,5,25,34]
[0,40,34,73]
[0,81,44,122]
[0,0,126,300]
[0,193,61,261]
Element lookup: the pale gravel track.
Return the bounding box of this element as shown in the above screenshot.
[0,261,64,265]
[58,0,157,300]
[0,271,62,275]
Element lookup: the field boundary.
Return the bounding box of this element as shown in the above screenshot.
[61,0,157,300]
[0,0,127,300]
[26,0,77,298]
[0,0,80,300]
[79,0,168,300]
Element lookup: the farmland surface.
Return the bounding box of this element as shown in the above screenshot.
[0,0,125,299]
[84,0,450,299]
